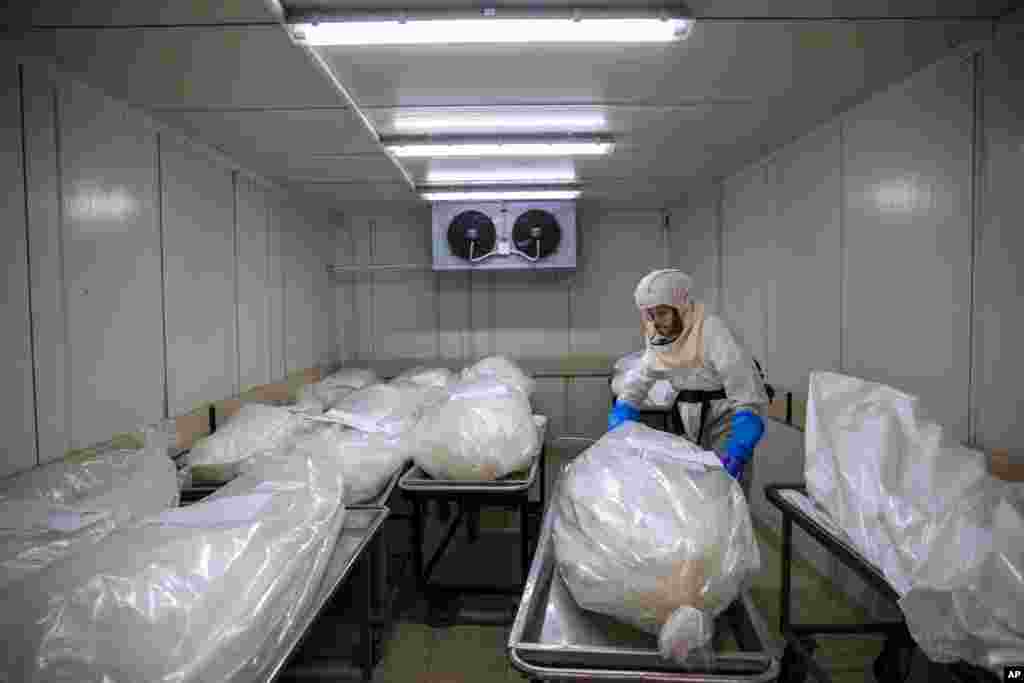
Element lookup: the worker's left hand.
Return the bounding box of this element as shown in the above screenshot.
[716,451,744,480]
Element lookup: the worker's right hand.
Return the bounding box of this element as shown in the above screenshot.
[608,400,641,431]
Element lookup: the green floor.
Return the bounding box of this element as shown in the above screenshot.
[359,522,883,683]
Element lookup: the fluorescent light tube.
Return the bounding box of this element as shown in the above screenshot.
[389,142,612,158]
[425,169,577,184]
[394,114,606,133]
[422,189,581,201]
[294,18,691,46]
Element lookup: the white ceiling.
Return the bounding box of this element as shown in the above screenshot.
[11,0,1011,209]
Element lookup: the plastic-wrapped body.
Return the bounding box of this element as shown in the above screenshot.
[0,451,346,683]
[392,365,456,389]
[805,371,1024,672]
[0,429,178,589]
[553,422,760,662]
[292,381,356,415]
[320,367,378,390]
[611,351,677,409]
[185,404,309,480]
[460,355,536,398]
[325,382,447,436]
[412,379,540,481]
[254,424,410,504]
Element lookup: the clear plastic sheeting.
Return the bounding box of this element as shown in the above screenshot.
[611,351,676,409]
[0,429,179,589]
[0,451,346,683]
[325,382,447,436]
[412,379,540,481]
[254,424,410,504]
[805,371,1024,672]
[392,365,456,389]
[185,404,308,479]
[321,367,378,390]
[292,381,356,415]
[461,355,536,398]
[553,422,759,663]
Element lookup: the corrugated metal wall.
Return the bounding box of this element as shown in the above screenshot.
[1,61,339,475]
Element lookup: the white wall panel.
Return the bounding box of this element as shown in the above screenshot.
[0,63,37,477]
[974,36,1024,452]
[59,80,163,448]
[438,272,470,361]
[22,67,67,464]
[721,160,777,365]
[531,377,568,442]
[371,271,439,360]
[469,271,495,359]
[333,217,358,362]
[492,272,571,359]
[161,137,237,415]
[770,121,843,396]
[267,192,286,380]
[843,55,973,440]
[315,216,337,368]
[235,175,271,391]
[669,195,720,311]
[363,209,438,360]
[567,377,612,439]
[283,204,317,372]
[569,209,664,356]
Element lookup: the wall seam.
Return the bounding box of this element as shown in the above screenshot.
[369,218,376,359]
[18,64,42,466]
[155,133,170,419]
[967,51,983,447]
[264,189,273,382]
[838,117,847,374]
[348,221,358,363]
[52,82,74,447]
[466,271,473,360]
[232,172,242,394]
[716,182,724,312]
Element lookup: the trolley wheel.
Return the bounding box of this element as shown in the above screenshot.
[779,638,817,683]
[873,638,914,683]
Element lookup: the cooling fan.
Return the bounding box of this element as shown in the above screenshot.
[512,209,562,260]
[447,210,497,261]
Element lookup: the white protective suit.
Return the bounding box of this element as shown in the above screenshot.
[615,269,769,456]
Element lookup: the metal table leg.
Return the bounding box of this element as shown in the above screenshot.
[780,514,792,635]
[361,548,374,682]
[520,497,530,584]
[410,496,425,593]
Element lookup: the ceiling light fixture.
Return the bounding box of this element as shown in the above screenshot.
[292,17,691,46]
[421,189,582,201]
[425,169,578,185]
[394,114,607,133]
[386,136,613,158]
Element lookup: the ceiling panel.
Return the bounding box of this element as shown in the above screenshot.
[266,155,407,183]
[47,25,342,109]
[153,107,380,157]
[285,0,1008,19]
[26,0,276,26]
[293,181,418,203]
[315,20,981,107]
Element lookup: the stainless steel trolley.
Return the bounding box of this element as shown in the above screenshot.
[399,415,548,600]
[509,489,781,682]
[267,505,389,683]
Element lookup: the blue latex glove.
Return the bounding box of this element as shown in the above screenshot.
[719,452,743,479]
[608,400,641,431]
[722,410,765,478]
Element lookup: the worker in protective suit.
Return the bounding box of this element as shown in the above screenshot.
[608,269,770,482]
